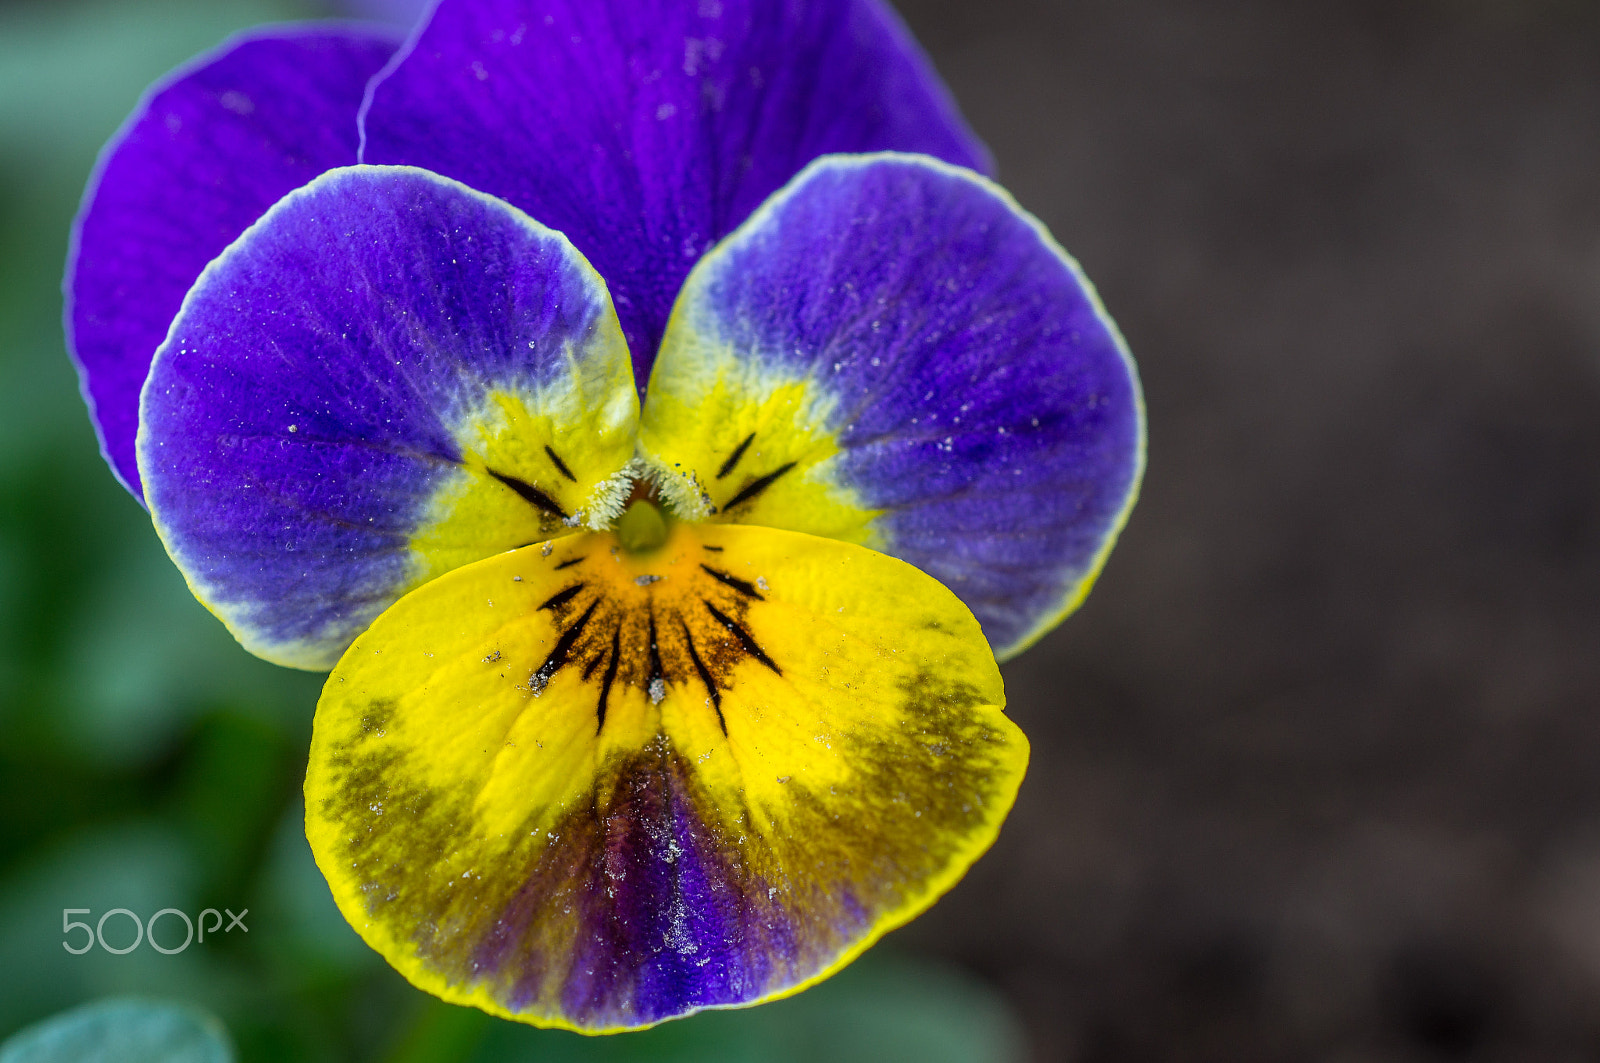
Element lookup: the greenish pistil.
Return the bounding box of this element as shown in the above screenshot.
[616,499,668,554]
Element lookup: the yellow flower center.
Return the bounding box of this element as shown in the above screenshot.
[615,497,669,554]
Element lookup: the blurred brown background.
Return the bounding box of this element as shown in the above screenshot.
[895,1,1600,1059]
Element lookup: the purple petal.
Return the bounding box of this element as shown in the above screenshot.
[66,24,401,499]
[361,0,990,383]
[641,154,1145,659]
[139,166,638,670]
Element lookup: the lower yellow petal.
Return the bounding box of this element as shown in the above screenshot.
[305,518,1026,1033]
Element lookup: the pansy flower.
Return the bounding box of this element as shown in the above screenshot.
[66,0,1144,1035]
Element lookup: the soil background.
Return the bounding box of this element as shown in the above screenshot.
[892,1,1600,1059]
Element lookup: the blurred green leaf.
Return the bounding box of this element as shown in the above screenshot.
[0,998,233,1063]
[0,824,208,1033]
[256,801,381,980]
[49,543,323,769]
[0,0,311,166]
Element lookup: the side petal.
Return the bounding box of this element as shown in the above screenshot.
[139,166,638,671]
[305,519,1025,1032]
[361,0,990,381]
[66,24,401,499]
[640,153,1146,660]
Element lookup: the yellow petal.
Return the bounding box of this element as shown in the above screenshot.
[305,517,1026,1032]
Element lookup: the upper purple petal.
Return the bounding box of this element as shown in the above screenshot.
[66,24,401,499]
[138,166,637,670]
[642,154,1145,658]
[361,0,990,382]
